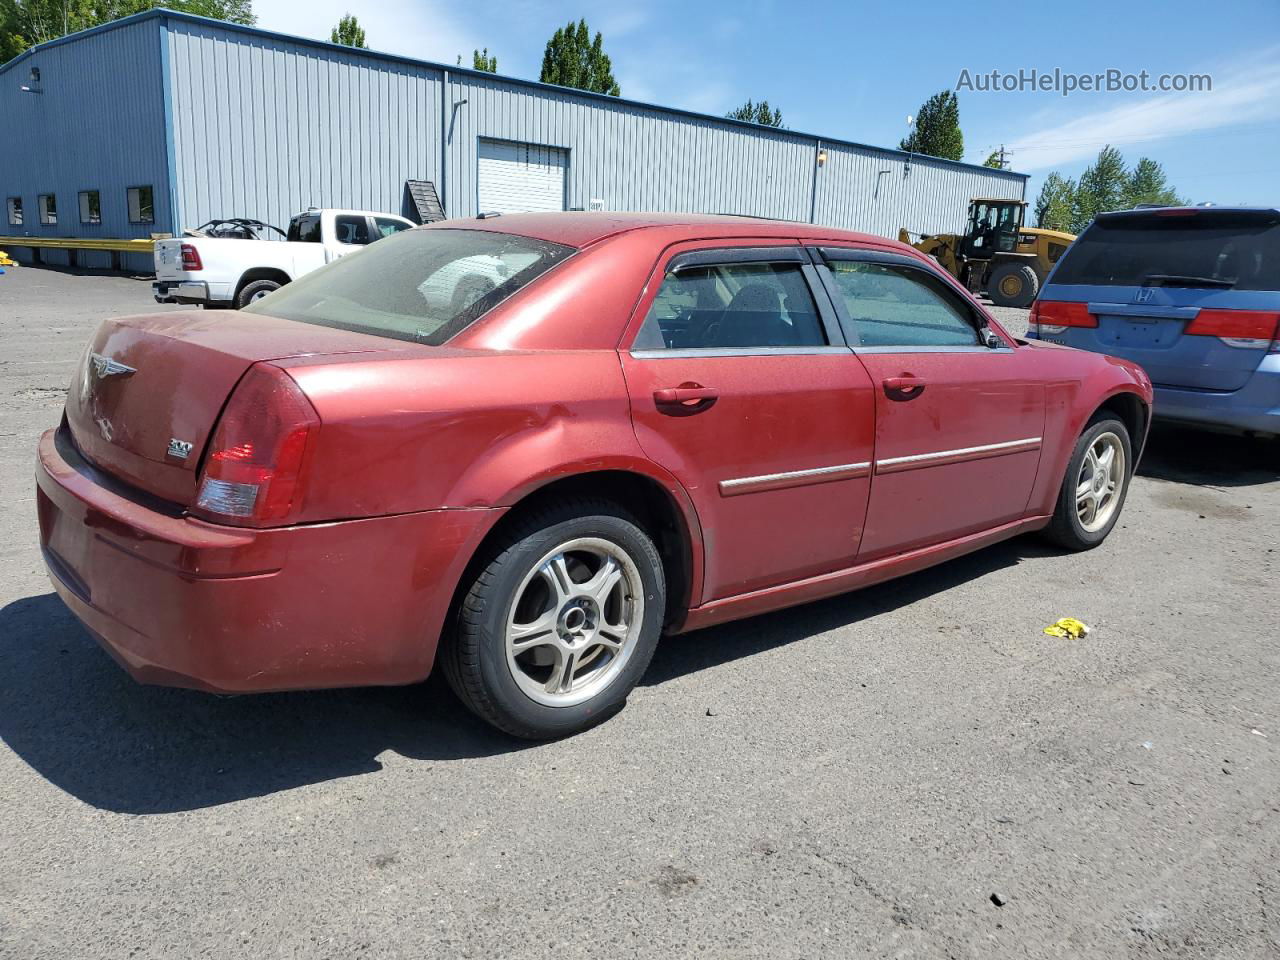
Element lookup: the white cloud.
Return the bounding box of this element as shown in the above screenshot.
[252,0,480,65]
[1004,50,1280,171]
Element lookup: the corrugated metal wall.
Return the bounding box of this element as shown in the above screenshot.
[0,18,169,268]
[165,19,443,232]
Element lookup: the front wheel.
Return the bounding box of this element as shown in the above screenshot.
[441,500,665,739]
[988,262,1040,308]
[1042,415,1133,550]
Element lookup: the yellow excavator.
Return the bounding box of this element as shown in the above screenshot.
[899,198,1075,308]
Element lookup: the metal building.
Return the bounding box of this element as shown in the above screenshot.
[0,8,1027,271]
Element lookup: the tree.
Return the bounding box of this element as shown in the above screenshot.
[472,47,496,72]
[1034,172,1076,232]
[726,99,783,127]
[329,13,365,48]
[899,90,963,162]
[982,149,1006,169]
[1124,157,1183,208]
[539,18,619,96]
[1,0,254,63]
[1073,145,1129,229]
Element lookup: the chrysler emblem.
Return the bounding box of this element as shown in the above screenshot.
[89,353,136,379]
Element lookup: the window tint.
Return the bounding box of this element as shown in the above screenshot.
[334,215,371,245]
[288,215,322,243]
[78,190,101,225]
[127,186,154,224]
[374,217,411,239]
[38,194,56,225]
[1051,213,1280,291]
[827,261,980,348]
[242,228,574,346]
[638,260,826,350]
[6,197,21,225]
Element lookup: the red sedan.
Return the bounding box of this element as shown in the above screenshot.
[36,214,1152,738]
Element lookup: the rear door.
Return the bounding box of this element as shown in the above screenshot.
[620,242,876,603]
[815,247,1046,562]
[1035,209,1280,391]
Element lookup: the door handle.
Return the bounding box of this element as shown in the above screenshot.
[883,375,926,400]
[654,383,718,412]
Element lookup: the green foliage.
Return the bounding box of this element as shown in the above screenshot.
[1034,172,1077,231]
[1035,147,1186,233]
[472,47,496,72]
[1,0,255,63]
[982,149,1003,169]
[329,13,365,48]
[539,18,619,96]
[726,99,783,127]
[899,90,963,162]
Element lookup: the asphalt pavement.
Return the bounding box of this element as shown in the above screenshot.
[1,265,1277,959]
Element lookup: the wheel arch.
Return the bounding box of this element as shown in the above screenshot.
[235,267,292,299]
[1092,389,1150,461]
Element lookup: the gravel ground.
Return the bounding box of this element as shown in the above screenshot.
[1,266,1278,959]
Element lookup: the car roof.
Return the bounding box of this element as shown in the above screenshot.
[1095,206,1280,225]
[423,211,897,249]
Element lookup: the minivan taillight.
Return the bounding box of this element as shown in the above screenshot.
[1185,308,1280,350]
[1030,299,1096,335]
[194,364,319,527]
[180,243,203,271]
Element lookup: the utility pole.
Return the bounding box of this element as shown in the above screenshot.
[995,144,1012,170]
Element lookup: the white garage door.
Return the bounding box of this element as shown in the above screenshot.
[477,139,568,214]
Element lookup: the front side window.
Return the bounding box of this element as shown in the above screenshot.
[127,186,154,224]
[38,194,56,225]
[374,217,411,239]
[334,214,371,245]
[243,227,574,345]
[78,190,101,224]
[6,197,21,225]
[826,260,981,348]
[637,260,826,350]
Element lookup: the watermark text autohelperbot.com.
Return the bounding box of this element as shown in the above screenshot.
[957,68,1212,97]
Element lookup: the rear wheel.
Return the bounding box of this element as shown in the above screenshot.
[1043,415,1133,550]
[236,278,281,308]
[988,262,1039,308]
[441,500,665,739]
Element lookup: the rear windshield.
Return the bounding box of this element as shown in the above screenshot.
[1052,212,1280,291]
[243,228,575,344]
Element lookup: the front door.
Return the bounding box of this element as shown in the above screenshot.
[815,247,1046,562]
[620,242,876,603]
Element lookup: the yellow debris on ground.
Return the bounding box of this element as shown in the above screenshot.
[1044,617,1091,639]
[0,250,16,267]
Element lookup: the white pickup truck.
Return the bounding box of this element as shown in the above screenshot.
[153,208,416,309]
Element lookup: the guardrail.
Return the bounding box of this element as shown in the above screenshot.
[0,236,157,269]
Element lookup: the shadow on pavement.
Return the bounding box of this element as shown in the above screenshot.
[1,537,1054,814]
[1138,423,1278,487]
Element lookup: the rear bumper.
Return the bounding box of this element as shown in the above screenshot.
[152,279,235,305]
[36,428,503,693]
[1153,356,1280,436]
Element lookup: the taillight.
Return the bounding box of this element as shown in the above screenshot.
[1185,308,1280,350]
[194,364,319,527]
[180,243,203,271]
[1031,299,1096,335]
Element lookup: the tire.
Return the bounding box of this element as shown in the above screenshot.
[987,262,1040,308]
[441,499,666,739]
[235,278,281,309]
[1042,414,1133,551]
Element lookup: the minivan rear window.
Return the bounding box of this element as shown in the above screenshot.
[244,228,574,345]
[1052,211,1280,291]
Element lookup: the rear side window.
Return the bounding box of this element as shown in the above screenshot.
[243,227,574,345]
[826,261,980,348]
[637,261,826,349]
[1052,213,1280,291]
[334,215,371,245]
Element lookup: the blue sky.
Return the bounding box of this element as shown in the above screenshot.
[256,0,1280,208]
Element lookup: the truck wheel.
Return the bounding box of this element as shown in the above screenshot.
[236,279,281,308]
[988,263,1039,308]
[441,499,665,740]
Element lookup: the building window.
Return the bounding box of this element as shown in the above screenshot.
[6,198,21,226]
[79,190,101,225]
[127,186,154,224]
[38,194,56,225]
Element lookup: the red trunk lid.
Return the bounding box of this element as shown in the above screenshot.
[65,311,409,504]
